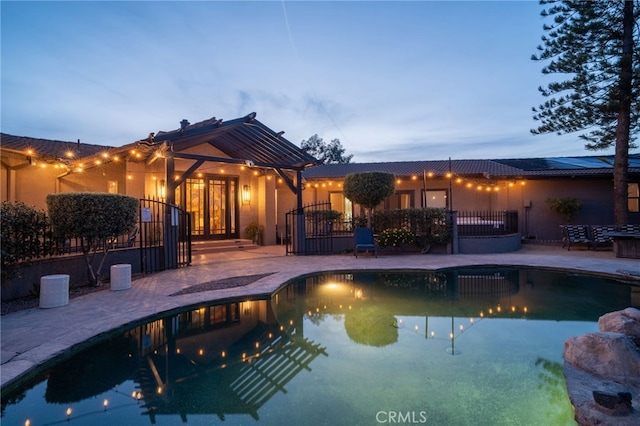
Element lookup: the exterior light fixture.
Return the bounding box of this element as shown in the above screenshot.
[242,184,251,204]
[159,179,166,200]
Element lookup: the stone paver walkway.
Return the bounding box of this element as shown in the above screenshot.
[2,244,639,390]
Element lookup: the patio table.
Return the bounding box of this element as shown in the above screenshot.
[603,231,640,259]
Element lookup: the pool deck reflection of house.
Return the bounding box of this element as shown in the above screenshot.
[2,244,640,390]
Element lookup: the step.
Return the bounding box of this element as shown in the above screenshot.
[191,239,257,254]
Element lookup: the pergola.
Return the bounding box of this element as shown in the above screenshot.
[148,112,318,210]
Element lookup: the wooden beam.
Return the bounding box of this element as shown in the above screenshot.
[274,167,298,195]
[168,151,306,171]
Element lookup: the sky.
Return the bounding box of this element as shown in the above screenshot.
[0,0,619,162]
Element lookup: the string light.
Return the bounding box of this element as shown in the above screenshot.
[305,175,526,195]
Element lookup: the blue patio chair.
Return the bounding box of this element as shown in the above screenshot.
[354,227,377,258]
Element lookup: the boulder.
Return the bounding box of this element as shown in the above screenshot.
[564,307,640,426]
[599,307,640,346]
[564,332,640,380]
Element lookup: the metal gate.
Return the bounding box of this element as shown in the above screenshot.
[285,202,336,255]
[139,198,191,274]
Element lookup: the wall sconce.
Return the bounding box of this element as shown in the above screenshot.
[159,179,166,200]
[242,184,251,204]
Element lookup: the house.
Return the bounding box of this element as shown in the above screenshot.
[300,156,640,242]
[1,113,317,246]
[2,113,639,247]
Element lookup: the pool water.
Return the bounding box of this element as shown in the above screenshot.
[1,267,637,425]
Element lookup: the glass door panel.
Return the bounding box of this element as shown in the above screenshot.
[229,180,236,235]
[209,179,226,236]
[186,178,205,236]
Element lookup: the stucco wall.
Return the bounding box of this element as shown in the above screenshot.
[294,176,632,242]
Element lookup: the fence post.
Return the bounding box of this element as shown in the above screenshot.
[449,211,458,254]
[164,204,179,269]
[294,209,306,255]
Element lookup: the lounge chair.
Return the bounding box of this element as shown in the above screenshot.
[590,225,617,250]
[560,225,591,250]
[619,224,640,233]
[354,228,377,258]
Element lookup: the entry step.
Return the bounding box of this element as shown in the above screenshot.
[191,239,257,254]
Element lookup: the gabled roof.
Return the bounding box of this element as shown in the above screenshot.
[303,155,640,180]
[0,133,111,160]
[153,112,318,171]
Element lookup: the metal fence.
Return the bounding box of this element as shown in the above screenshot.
[456,210,518,236]
[13,199,192,274]
[285,202,343,255]
[139,198,191,273]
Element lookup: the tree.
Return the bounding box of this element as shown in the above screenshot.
[546,196,582,223]
[531,0,639,224]
[300,134,353,164]
[46,193,138,286]
[343,172,395,227]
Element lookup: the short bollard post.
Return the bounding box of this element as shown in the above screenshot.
[39,274,70,308]
[110,264,132,291]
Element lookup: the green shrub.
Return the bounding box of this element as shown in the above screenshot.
[1,201,54,283]
[304,209,342,221]
[46,192,138,286]
[351,215,368,229]
[378,228,415,248]
[244,221,263,243]
[372,208,451,246]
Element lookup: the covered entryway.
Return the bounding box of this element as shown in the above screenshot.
[177,175,239,240]
[141,112,318,248]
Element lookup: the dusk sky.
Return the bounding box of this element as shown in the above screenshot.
[1,1,618,162]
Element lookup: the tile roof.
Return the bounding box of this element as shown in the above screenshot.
[1,133,112,161]
[303,155,640,179]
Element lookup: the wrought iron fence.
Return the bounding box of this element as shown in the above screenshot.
[285,202,344,255]
[139,198,191,273]
[6,199,191,275]
[456,210,518,236]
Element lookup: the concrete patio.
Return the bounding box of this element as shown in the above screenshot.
[2,243,639,391]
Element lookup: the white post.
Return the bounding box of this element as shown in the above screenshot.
[110,264,132,291]
[39,274,69,308]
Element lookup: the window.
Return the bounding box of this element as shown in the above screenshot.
[629,183,639,213]
[330,192,353,221]
[107,180,118,194]
[423,190,447,208]
[385,191,413,209]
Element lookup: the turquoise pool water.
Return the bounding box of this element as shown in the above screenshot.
[1,267,636,425]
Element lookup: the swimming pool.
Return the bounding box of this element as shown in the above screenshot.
[1,267,636,425]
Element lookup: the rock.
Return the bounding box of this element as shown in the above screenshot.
[592,390,632,414]
[564,332,640,380]
[564,307,640,426]
[564,363,639,426]
[599,307,640,346]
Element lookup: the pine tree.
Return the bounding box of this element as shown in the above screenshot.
[532,0,639,224]
[300,134,353,164]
